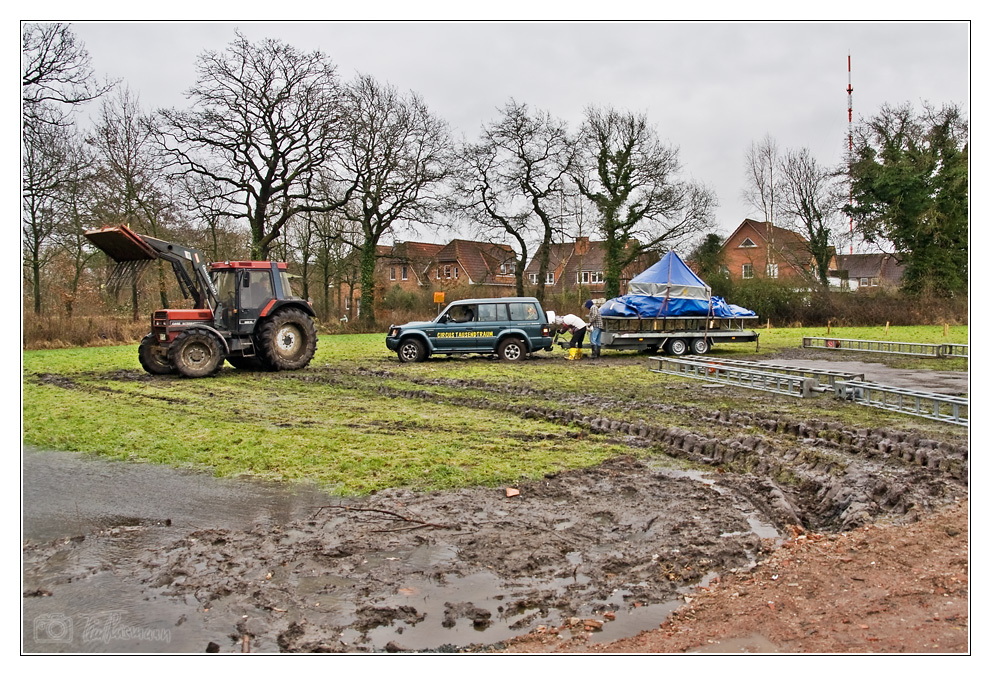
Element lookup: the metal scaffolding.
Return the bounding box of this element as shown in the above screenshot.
[802,336,968,359]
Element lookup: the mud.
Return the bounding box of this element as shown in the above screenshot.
[23,355,969,653]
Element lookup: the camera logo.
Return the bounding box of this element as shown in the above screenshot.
[34,613,74,644]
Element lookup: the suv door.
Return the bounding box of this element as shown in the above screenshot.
[508,301,543,346]
[432,303,478,352]
[473,301,508,352]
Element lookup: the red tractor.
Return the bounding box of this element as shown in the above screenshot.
[85,225,318,378]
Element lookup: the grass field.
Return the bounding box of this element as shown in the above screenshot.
[22,324,968,494]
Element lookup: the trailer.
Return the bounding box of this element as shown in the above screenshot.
[599,314,759,356]
[595,251,759,356]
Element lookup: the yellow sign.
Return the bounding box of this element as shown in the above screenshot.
[433,292,445,304]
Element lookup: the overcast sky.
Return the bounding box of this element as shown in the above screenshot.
[63,20,971,247]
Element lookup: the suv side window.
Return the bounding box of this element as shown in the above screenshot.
[477,303,507,322]
[509,302,539,321]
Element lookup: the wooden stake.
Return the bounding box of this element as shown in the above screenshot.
[885,321,890,335]
[827,320,831,335]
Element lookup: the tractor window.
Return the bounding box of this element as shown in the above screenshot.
[241,270,274,309]
[213,270,237,309]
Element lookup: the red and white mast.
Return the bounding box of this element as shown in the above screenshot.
[847,52,854,254]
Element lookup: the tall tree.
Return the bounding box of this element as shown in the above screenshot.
[457,101,573,299]
[741,134,781,276]
[156,33,350,260]
[21,22,115,131]
[22,110,72,314]
[777,147,843,286]
[89,87,178,316]
[337,74,452,327]
[572,106,715,298]
[846,102,968,295]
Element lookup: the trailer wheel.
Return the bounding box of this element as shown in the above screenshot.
[169,329,224,378]
[139,333,174,375]
[666,338,689,356]
[258,309,317,371]
[690,338,710,355]
[398,338,427,363]
[498,337,527,362]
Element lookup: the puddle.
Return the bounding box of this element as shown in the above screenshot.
[24,449,783,653]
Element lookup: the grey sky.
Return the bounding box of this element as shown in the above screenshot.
[68,20,970,246]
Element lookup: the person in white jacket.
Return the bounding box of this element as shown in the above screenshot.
[556,313,587,360]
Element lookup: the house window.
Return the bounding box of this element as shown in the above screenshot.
[718,265,729,277]
[742,263,754,279]
[860,277,869,287]
[579,271,604,284]
[454,266,459,279]
[390,267,396,281]
[436,268,441,280]
[528,273,538,284]
[870,277,879,286]
[545,272,555,285]
[740,237,757,248]
[444,265,452,279]
[766,263,778,279]
[499,262,515,275]
[401,266,408,281]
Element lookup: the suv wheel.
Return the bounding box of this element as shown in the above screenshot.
[398,338,427,363]
[498,338,527,362]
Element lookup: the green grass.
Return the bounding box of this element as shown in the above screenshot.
[22,325,969,495]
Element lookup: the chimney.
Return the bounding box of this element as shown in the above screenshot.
[575,237,590,255]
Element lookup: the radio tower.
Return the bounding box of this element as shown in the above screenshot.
[846,52,854,254]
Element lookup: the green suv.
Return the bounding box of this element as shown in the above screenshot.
[386,297,555,363]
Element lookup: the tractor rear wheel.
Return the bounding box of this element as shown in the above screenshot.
[168,329,225,378]
[258,309,317,371]
[138,333,174,375]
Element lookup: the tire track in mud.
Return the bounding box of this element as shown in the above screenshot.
[341,366,968,533]
[37,365,969,532]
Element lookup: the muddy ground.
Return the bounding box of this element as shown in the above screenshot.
[22,352,969,653]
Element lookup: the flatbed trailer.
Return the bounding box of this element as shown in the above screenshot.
[599,315,760,356]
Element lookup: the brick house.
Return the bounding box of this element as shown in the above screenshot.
[524,237,653,299]
[830,253,905,291]
[377,241,445,291]
[719,219,828,282]
[423,239,519,296]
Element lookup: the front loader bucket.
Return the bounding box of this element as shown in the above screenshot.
[85,225,158,295]
[85,225,158,261]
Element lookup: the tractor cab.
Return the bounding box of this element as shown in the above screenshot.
[210,261,293,335]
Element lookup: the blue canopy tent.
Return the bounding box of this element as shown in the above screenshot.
[600,251,755,318]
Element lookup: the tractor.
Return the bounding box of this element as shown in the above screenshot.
[85,225,318,378]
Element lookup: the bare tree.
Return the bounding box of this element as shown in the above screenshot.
[21,22,115,131]
[456,101,574,300]
[742,134,780,276]
[777,147,844,285]
[156,33,351,260]
[572,106,716,298]
[22,111,72,314]
[88,86,179,317]
[337,73,452,327]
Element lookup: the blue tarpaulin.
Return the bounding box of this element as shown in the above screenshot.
[600,251,756,318]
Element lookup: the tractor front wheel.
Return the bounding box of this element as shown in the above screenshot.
[168,329,225,378]
[258,309,317,371]
[139,333,174,375]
